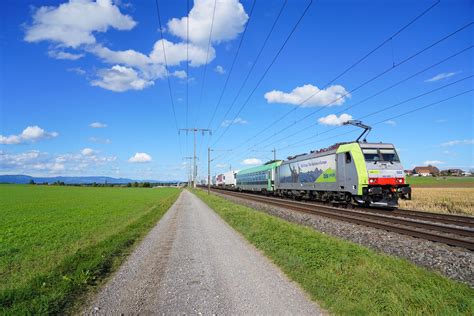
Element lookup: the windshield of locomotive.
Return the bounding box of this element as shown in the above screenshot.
[363,148,399,162]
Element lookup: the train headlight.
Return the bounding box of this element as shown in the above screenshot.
[369,178,378,184]
[396,178,404,184]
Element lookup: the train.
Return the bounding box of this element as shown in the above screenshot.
[213,140,412,208]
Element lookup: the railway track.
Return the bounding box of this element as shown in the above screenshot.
[209,188,474,251]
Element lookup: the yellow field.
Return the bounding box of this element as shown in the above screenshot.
[399,188,474,215]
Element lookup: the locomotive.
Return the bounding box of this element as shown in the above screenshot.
[215,121,411,208]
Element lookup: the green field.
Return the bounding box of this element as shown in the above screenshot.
[407,176,474,187]
[193,189,474,315]
[0,184,179,314]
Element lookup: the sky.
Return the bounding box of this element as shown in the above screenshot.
[1,0,473,181]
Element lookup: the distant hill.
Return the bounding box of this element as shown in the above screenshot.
[0,175,181,185]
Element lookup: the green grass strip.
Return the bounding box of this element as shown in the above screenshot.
[0,191,179,314]
[193,189,474,315]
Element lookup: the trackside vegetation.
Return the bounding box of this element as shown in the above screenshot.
[193,189,474,315]
[0,184,180,314]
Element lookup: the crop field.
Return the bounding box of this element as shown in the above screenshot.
[406,176,474,187]
[0,184,180,314]
[399,187,474,215]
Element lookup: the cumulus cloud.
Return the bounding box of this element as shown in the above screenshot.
[48,49,84,60]
[167,0,248,46]
[242,158,262,165]
[264,84,350,107]
[441,139,474,147]
[81,148,95,156]
[24,0,136,48]
[318,113,353,126]
[128,152,152,163]
[0,126,58,145]
[384,120,397,126]
[425,71,459,82]
[90,122,107,128]
[215,65,225,74]
[424,160,445,165]
[91,65,154,92]
[23,0,249,92]
[221,117,248,127]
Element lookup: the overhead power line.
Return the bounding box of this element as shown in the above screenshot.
[224,0,442,153]
[238,21,474,156]
[212,0,288,136]
[212,0,314,146]
[206,0,257,129]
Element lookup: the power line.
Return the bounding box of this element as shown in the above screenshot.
[206,0,257,129]
[223,0,442,153]
[212,0,288,136]
[278,74,474,151]
[195,0,217,127]
[186,0,190,132]
[235,21,474,157]
[212,0,314,146]
[256,45,473,150]
[154,0,183,165]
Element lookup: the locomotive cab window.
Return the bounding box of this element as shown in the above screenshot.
[362,149,380,162]
[345,152,352,163]
[380,149,399,162]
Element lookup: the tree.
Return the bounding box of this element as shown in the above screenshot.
[28,179,35,185]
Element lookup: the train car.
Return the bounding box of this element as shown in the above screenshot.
[222,170,239,188]
[275,142,411,207]
[215,174,225,187]
[236,160,282,193]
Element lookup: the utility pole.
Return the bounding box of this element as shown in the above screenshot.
[272,148,276,161]
[179,128,212,188]
[183,157,193,188]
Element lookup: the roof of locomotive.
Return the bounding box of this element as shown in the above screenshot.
[284,141,396,164]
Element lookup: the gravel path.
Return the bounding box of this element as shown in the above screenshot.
[213,191,474,287]
[85,190,324,315]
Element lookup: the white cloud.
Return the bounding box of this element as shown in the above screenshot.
[435,119,447,123]
[425,71,459,82]
[48,49,84,60]
[91,65,154,92]
[318,113,353,126]
[0,126,58,145]
[167,0,248,46]
[24,0,136,48]
[216,163,227,168]
[441,139,474,147]
[128,152,152,163]
[172,70,187,79]
[149,39,214,67]
[1,149,116,174]
[424,160,445,165]
[384,120,397,126]
[221,117,248,127]
[264,84,350,107]
[215,65,225,74]
[90,122,107,128]
[81,148,95,156]
[68,67,86,75]
[242,158,262,165]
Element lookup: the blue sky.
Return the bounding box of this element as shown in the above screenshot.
[1,0,473,181]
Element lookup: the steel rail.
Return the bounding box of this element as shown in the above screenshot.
[210,189,474,251]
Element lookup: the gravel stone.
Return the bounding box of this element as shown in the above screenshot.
[213,191,474,288]
[85,190,325,315]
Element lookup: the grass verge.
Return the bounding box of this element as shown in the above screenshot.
[0,185,180,314]
[193,189,474,315]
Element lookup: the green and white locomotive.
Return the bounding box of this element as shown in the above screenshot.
[234,121,411,208]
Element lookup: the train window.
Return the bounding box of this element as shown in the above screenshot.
[380,149,399,162]
[345,152,352,163]
[362,149,380,162]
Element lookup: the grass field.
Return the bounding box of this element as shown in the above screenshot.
[0,184,180,314]
[407,176,474,187]
[193,189,474,315]
[400,187,474,215]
